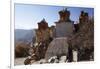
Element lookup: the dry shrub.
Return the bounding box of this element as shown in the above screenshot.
[15,42,30,58]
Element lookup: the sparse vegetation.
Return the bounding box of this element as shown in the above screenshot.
[15,42,30,58]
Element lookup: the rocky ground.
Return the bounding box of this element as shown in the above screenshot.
[15,55,68,65]
[15,57,26,65]
[14,19,94,65]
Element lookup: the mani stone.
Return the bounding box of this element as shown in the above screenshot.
[55,22,74,37]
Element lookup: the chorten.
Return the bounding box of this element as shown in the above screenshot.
[55,8,74,37]
[58,8,71,22]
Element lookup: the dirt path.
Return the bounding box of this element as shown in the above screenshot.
[14,57,26,66]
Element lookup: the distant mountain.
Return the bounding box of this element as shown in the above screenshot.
[15,29,36,43]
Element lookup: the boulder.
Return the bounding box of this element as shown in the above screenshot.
[59,56,67,63]
[45,37,69,60]
[48,56,59,63]
[38,59,47,64]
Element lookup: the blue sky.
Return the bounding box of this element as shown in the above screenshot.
[15,4,94,29]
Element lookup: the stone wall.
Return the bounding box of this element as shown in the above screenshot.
[55,22,73,37]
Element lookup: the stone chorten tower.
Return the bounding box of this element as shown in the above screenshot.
[55,8,74,37]
[58,8,71,22]
[35,19,51,43]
